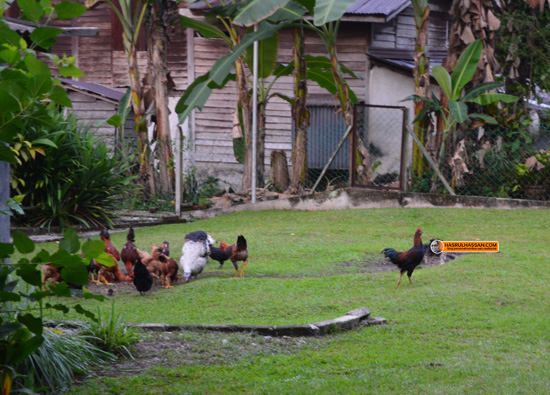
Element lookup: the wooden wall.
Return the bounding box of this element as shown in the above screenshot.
[192,23,369,170]
[372,0,452,50]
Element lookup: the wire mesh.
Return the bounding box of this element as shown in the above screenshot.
[351,104,406,189]
[410,124,550,201]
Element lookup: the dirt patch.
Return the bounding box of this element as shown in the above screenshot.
[338,252,467,274]
[91,331,322,377]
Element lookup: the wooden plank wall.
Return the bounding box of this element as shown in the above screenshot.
[372,0,452,50]
[76,3,113,86]
[193,24,368,167]
[65,92,118,148]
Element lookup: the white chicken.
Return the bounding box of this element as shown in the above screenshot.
[179,230,216,283]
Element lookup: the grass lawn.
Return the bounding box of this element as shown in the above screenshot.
[23,208,550,394]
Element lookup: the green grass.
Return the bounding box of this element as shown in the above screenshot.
[18,208,550,394]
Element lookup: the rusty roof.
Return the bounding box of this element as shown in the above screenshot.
[59,78,125,103]
[189,0,410,20]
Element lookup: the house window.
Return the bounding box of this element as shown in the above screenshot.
[110,1,147,52]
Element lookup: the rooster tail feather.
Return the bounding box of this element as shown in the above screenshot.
[237,235,247,250]
[381,248,399,262]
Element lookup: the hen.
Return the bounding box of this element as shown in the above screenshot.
[141,245,164,283]
[209,245,229,269]
[132,258,153,295]
[97,229,127,285]
[121,227,140,279]
[381,227,431,287]
[179,230,216,283]
[158,246,178,288]
[217,235,248,278]
[41,264,62,288]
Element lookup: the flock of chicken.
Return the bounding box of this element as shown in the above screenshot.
[42,225,432,295]
[41,227,248,295]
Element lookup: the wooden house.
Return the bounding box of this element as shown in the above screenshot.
[5,0,452,191]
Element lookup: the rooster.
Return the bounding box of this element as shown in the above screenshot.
[217,235,248,278]
[121,227,142,280]
[160,241,170,256]
[381,227,432,287]
[96,229,127,285]
[179,230,216,283]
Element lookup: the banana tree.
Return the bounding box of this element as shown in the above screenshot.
[147,0,175,195]
[233,0,364,185]
[178,2,292,191]
[411,0,430,181]
[89,0,154,193]
[405,40,517,183]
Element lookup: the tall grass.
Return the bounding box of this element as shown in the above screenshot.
[16,325,115,393]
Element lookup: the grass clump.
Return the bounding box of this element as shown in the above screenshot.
[80,302,141,358]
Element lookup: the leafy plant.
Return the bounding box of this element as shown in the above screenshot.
[16,324,116,393]
[11,108,137,230]
[0,0,87,164]
[182,169,220,207]
[0,228,112,394]
[406,40,518,160]
[81,302,141,358]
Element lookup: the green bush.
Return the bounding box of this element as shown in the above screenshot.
[11,108,137,229]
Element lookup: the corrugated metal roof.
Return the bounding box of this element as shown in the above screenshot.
[347,0,410,18]
[59,78,125,102]
[189,0,410,19]
[366,53,443,74]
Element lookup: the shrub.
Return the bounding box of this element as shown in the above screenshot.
[11,108,137,229]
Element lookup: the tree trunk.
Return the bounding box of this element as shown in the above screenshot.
[127,43,155,196]
[290,24,308,191]
[237,57,253,193]
[256,99,266,188]
[149,0,174,195]
[412,0,430,182]
[270,150,289,192]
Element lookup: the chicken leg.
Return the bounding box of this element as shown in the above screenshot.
[396,272,403,287]
[239,261,248,277]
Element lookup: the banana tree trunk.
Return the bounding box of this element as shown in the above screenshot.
[257,99,266,188]
[237,57,253,193]
[149,1,173,195]
[290,24,308,191]
[413,1,430,182]
[127,43,155,195]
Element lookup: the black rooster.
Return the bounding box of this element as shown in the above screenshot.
[382,227,432,287]
[132,258,153,295]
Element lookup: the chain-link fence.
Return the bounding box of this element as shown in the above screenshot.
[351,104,407,190]
[410,124,550,201]
[115,106,550,214]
